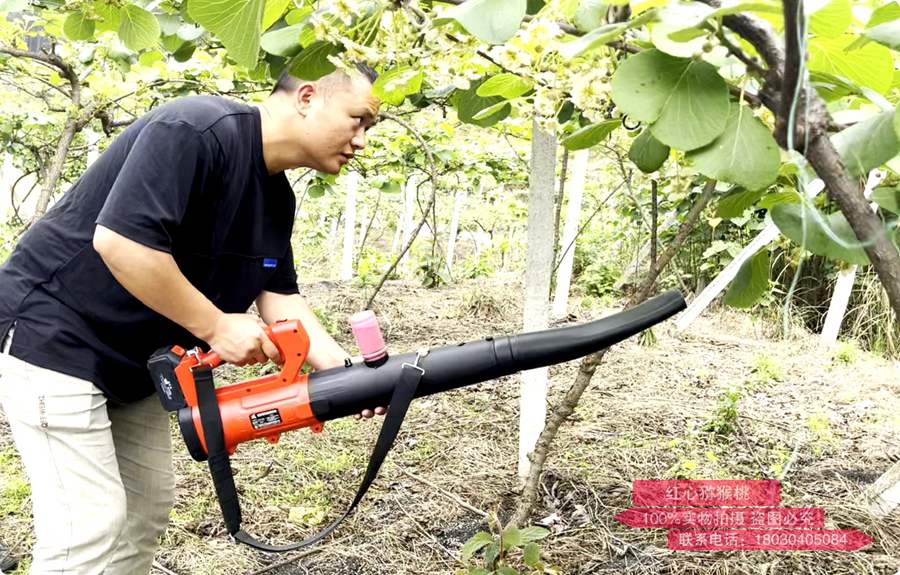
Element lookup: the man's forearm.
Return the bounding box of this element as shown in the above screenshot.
[256,291,349,370]
[93,225,222,340]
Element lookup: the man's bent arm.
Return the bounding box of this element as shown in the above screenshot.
[255,291,349,370]
[93,225,279,365]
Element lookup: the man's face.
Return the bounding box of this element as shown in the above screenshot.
[300,75,379,174]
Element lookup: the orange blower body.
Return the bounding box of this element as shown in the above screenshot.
[150,320,322,460]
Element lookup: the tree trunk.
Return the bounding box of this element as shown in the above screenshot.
[340,171,358,281]
[519,118,556,480]
[551,149,588,319]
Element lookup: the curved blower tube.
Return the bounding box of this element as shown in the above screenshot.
[307,290,686,423]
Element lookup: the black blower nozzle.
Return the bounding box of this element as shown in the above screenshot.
[307,291,686,422]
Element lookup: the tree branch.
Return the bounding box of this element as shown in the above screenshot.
[364,112,440,309]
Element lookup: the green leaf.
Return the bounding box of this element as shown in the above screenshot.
[724,250,769,308]
[686,103,780,190]
[771,203,870,265]
[262,0,290,31]
[527,0,546,15]
[380,181,402,194]
[496,566,519,575]
[808,34,894,94]
[628,128,669,173]
[717,188,766,218]
[757,189,800,210]
[443,0,527,44]
[118,5,160,51]
[307,184,326,198]
[285,7,312,25]
[867,2,900,28]
[373,66,424,106]
[611,49,729,151]
[287,41,340,80]
[574,0,608,32]
[895,106,900,141]
[64,11,95,41]
[94,1,120,33]
[831,109,899,177]
[484,541,500,566]
[519,526,550,542]
[872,187,900,215]
[865,20,900,50]
[476,73,533,99]
[561,10,656,59]
[453,78,512,127]
[260,24,302,57]
[562,119,619,150]
[188,0,265,68]
[500,527,523,550]
[559,23,624,58]
[138,49,164,66]
[523,542,542,568]
[472,100,513,121]
[172,42,196,62]
[461,531,494,559]
[810,0,851,38]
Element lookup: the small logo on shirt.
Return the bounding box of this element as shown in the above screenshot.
[263,258,278,269]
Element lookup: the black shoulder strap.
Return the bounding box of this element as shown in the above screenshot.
[193,355,426,553]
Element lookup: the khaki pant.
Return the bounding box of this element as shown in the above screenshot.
[0,336,174,575]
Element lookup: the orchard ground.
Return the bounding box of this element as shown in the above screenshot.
[1,277,898,575]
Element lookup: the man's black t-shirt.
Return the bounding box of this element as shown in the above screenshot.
[0,96,299,403]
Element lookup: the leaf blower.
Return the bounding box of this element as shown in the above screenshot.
[148,291,686,552]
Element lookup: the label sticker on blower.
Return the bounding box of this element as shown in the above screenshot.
[250,409,282,430]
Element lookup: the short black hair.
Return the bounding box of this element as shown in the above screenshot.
[271,62,378,95]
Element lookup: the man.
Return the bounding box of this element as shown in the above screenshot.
[0,63,382,574]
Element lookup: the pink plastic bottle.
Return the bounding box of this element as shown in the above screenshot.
[349,310,388,367]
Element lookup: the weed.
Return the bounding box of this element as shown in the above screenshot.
[703,388,742,437]
[458,516,552,575]
[831,341,858,366]
[0,450,29,516]
[807,412,836,455]
[749,353,783,388]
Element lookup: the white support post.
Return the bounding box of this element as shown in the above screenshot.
[340,171,358,281]
[820,170,885,345]
[552,149,589,319]
[399,176,417,272]
[445,184,469,275]
[86,129,102,167]
[676,179,826,331]
[519,119,557,480]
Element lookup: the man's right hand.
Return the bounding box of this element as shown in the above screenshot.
[206,313,282,366]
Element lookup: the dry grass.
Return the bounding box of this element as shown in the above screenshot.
[1,279,898,575]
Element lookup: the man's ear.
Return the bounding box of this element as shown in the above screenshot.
[294,82,318,116]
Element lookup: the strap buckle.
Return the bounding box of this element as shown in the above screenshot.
[402,348,428,375]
